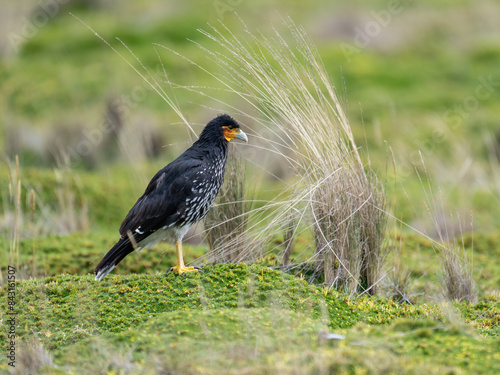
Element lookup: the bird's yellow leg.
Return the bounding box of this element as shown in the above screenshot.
[168,240,199,275]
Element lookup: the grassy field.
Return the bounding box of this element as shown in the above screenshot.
[1,0,500,373]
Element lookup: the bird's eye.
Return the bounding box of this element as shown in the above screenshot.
[227,125,234,130]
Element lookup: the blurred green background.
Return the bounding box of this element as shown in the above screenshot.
[1,0,499,236]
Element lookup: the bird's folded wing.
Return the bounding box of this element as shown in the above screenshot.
[119,158,204,239]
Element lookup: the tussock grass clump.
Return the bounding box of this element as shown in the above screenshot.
[313,170,387,294]
[440,246,477,304]
[176,18,388,294]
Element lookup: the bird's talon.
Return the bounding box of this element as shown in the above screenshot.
[167,265,200,276]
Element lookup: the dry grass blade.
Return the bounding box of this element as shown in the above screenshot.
[1,155,89,279]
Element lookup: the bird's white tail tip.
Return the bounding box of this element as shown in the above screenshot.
[94,265,115,282]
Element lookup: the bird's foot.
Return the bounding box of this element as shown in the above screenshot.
[166,265,201,276]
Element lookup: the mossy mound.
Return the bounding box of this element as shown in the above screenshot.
[0,264,355,351]
[12,309,500,374]
[56,308,324,373]
[1,263,498,355]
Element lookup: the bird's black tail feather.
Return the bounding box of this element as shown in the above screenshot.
[94,239,135,281]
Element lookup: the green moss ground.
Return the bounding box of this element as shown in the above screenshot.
[3,229,499,301]
[53,310,500,374]
[0,264,498,373]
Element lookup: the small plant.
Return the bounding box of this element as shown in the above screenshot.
[386,267,413,304]
[416,154,477,304]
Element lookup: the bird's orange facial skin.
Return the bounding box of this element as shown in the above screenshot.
[222,126,241,141]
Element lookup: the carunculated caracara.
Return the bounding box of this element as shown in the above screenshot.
[94,114,247,281]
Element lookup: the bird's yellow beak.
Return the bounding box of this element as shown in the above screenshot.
[223,127,248,143]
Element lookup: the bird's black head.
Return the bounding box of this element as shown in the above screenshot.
[199,114,248,143]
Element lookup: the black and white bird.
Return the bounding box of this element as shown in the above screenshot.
[94,114,248,281]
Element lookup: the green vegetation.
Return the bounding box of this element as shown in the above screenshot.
[1,264,498,373]
[52,310,500,374]
[1,0,499,373]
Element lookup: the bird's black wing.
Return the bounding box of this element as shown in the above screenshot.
[119,156,205,241]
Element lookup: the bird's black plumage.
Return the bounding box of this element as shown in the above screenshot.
[94,114,247,281]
